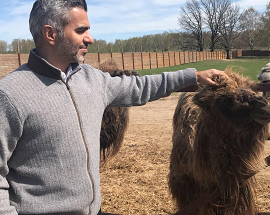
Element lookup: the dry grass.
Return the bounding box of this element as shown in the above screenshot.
[100,93,270,215]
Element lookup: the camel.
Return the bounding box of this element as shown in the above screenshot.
[169,71,270,215]
[99,60,140,161]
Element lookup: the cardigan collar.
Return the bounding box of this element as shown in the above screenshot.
[26,49,81,80]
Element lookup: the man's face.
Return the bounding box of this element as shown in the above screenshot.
[56,7,93,63]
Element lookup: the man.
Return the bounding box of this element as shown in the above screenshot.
[0,0,225,215]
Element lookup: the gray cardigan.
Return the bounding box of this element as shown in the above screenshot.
[0,49,197,215]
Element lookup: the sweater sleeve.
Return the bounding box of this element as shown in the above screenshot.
[0,91,22,215]
[94,68,197,107]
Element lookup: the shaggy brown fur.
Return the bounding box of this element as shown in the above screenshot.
[99,60,140,161]
[169,72,270,215]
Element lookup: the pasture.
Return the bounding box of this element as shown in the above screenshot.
[100,57,270,214]
[137,56,270,81]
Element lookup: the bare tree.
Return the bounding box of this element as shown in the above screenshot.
[219,4,242,58]
[239,7,261,50]
[178,0,204,51]
[201,0,231,51]
[0,40,7,54]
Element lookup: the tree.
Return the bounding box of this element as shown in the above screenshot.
[20,39,36,53]
[201,0,231,51]
[10,39,35,54]
[11,39,20,53]
[88,39,110,53]
[0,40,7,54]
[219,4,242,58]
[258,2,270,48]
[157,32,172,51]
[170,32,200,51]
[178,0,204,51]
[239,7,261,50]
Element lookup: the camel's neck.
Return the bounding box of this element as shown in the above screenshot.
[191,113,267,183]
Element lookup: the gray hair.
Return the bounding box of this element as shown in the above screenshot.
[29,0,87,45]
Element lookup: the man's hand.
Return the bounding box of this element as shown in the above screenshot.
[196,69,227,86]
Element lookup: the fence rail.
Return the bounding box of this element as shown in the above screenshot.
[0,50,243,79]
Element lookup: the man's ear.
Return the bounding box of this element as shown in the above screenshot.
[42,25,57,46]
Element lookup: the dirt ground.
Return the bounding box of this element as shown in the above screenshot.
[100,93,270,215]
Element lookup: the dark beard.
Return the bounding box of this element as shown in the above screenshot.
[56,35,84,63]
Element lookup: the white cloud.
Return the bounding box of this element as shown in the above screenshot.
[88,1,149,20]
[87,0,180,37]
[0,16,32,43]
[87,0,146,17]
[233,0,268,11]
[91,14,178,36]
[152,0,186,6]
[9,1,34,15]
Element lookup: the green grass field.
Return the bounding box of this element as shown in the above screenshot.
[137,56,270,81]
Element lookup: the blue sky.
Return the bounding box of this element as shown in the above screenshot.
[0,0,269,45]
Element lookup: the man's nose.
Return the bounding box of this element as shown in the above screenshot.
[84,31,94,45]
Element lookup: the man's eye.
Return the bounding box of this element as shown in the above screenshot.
[76,30,85,34]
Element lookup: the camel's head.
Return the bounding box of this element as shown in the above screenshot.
[193,72,270,125]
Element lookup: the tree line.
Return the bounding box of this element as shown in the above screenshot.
[0,0,269,56]
[177,0,270,58]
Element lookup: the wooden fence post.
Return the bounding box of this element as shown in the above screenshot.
[156,52,159,68]
[168,52,171,67]
[17,42,21,67]
[121,49,125,70]
[98,52,100,66]
[141,51,144,70]
[132,52,135,70]
[110,45,113,59]
[162,51,165,68]
[97,45,100,67]
[149,52,152,69]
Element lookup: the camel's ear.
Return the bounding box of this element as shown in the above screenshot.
[250,96,270,125]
